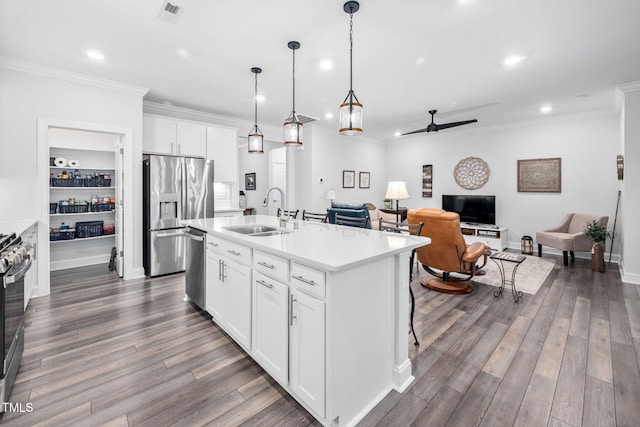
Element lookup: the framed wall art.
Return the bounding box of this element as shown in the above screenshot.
[517,157,561,192]
[422,164,432,197]
[245,172,256,190]
[343,170,355,188]
[359,172,370,189]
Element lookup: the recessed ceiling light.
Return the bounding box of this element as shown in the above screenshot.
[176,48,189,58]
[86,49,105,61]
[325,112,334,119]
[539,105,553,113]
[503,54,526,66]
[319,59,333,71]
[256,94,265,103]
[394,131,402,137]
[416,57,426,65]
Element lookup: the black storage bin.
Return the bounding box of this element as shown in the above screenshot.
[49,203,58,214]
[76,220,104,238]
[50,228,75,241]
[51,177,83,187]
[58,204,89,214]
[89,203,115,212]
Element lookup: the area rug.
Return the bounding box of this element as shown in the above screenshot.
[472,254,556,295]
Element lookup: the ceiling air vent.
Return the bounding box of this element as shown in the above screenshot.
[296,114,319,124]
[158,1,183,23]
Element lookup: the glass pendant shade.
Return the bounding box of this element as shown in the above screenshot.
[339,97,363,135]
[248,125,263,153]
[284,113,303,146]
[248,67,264,153]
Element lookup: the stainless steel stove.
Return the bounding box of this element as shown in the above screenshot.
[0,232,30,409]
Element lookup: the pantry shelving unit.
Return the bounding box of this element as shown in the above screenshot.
[48,128,120,270]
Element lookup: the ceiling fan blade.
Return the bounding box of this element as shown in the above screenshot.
[400,127,429,136]
[434,119,478,131]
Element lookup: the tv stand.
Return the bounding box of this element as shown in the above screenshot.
[460,222,507,251]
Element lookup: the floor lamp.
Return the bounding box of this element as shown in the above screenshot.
[385,181,410,223]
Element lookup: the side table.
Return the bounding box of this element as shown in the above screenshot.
[490,252,526,303]
[380,208,408,222]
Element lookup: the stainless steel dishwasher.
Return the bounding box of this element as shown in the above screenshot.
[184,227,206,309]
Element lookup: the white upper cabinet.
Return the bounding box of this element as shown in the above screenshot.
[143,115,206,158]
[206,126,238,182]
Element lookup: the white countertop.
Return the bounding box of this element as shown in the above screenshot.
[0,219,38,236]
[183,215,430,272]
[214,207,244,213]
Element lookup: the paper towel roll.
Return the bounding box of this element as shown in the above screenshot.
[54,157,67,167]
[68,159,80,168]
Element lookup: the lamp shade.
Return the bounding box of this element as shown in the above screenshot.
[326,189,337,200]
[385,181,410,200]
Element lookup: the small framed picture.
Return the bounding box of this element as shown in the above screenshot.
[359,172,370,189]
[343,170,355,188]
[245,172,256,190]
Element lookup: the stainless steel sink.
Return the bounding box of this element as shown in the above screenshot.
[223,224,292,237]
[250,230,292,237]
[223,224,276,235]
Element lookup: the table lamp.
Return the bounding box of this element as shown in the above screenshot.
[385,181,410,222]
[326,188,337,209]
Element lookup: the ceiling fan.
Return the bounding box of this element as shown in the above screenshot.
[401,110,478,135]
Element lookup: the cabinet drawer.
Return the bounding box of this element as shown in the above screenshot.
[206,235,252,267]
[291,262,326,299]
[254,250,289,283]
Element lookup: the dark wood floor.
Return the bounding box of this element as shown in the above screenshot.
[2,254,640,426]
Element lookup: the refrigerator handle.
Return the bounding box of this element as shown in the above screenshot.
[180,157,187,221]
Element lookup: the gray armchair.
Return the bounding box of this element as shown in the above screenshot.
[536,213,608,266]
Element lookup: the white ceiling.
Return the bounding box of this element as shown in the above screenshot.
[2,0,639,141]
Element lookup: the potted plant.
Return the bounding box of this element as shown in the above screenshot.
[584,220,611,272]
[383,198,392,209]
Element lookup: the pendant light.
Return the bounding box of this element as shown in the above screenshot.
[284,41,303,146]
[339,1,363,136]
[248,67,264,153]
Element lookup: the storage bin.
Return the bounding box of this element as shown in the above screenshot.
[49,203,58,214]
[51,177,84,187]
[84,178,111,187]
[50,228,75,241]
[58,204,89,214]
[76,220,104,238]
[89,203,115,212]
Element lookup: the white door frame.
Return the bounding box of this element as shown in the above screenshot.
[37,118,134,296]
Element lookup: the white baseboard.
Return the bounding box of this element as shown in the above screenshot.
[506,242,620,264]
[132,267,146,279]
[50,254,109,271]
[620,259,640,285]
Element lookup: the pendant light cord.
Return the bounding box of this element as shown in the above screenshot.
[254,71,258,126]
[349,10,354,102]
[292,48,296,114]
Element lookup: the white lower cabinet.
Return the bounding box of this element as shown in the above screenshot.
[252,272,289,385]
[205,242,252,350]
[290,288,325,418]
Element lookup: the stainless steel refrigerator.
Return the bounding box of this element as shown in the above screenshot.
[143,155,214,279]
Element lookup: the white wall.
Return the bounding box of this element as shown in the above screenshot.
[385,113,621,254]
[620,89,640,283]
[238,138,282,215]
[0,63,146,294]
[291,125,388,212]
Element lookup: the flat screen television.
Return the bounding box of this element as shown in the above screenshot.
[442,195,496,225]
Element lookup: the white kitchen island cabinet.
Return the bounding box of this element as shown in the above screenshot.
[184,215,430,427]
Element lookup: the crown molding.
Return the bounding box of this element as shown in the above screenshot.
[0,56,149,97]
[617,80,640,93]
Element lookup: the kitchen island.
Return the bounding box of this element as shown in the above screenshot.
[182,215,430,427]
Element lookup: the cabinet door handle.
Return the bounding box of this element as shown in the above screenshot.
[178,143,181,154]
[290,295,297,326]
[222,261,227,281]
[292,275,315,286]
[227,250,241,256]
[257,261,275,269]
[207,241,218,247]
[218,259,222,281]
[257,279,273,289]
[170,143,174,153]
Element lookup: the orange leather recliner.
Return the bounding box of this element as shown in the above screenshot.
[408,208,490,294]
